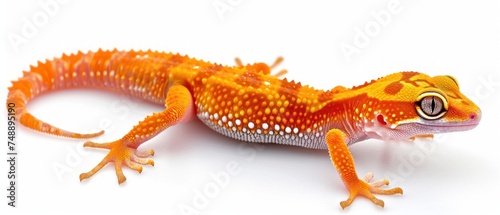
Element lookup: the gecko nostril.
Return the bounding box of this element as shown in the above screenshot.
[470,112,481,122]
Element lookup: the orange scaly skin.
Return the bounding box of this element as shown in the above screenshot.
[6,49,481,208]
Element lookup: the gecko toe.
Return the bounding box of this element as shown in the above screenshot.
[83,141,112,149]
[131,153,155,166]
[136,149,155,157]
[370,187,403,195]
[125,159,144,173]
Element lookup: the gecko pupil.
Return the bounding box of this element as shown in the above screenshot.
[431,97,435,113]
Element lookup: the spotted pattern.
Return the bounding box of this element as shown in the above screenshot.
[6,49,482,206]
[192,70,335,149]
[384,82,403,95]
[7,49,481,149]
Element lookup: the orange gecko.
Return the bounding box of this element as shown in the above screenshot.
[6,49,481,208]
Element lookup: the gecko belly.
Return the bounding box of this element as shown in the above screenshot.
[196,107,329,150]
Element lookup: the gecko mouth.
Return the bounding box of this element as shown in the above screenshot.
[396,121,480,134]
[422,112,480,130]
[421,122,479,130]
[396,111,481,132]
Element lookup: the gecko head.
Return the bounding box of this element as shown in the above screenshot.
[361,72,481,140]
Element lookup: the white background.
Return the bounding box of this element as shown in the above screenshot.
[1,0,500,214]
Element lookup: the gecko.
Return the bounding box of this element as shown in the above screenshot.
[6,49,481,209]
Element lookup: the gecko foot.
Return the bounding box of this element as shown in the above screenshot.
[79,140,155,184]
[409,134,434,141]
[340,173,403,209]
[234,56,287,77]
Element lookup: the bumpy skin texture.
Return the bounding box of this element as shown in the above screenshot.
[6,49,481,208]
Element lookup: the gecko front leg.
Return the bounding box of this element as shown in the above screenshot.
[80,84,195,184]
[325,129,403,209]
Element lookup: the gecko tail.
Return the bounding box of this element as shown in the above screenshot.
[7,85,104,139]
[7,49,175,139]
[20,111,105,138]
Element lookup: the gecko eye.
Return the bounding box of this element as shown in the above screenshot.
[415,92,448,120]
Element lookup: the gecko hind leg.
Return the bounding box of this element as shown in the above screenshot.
[234,56,287,78]
[79,84,195,184]
[268,56,288,77]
